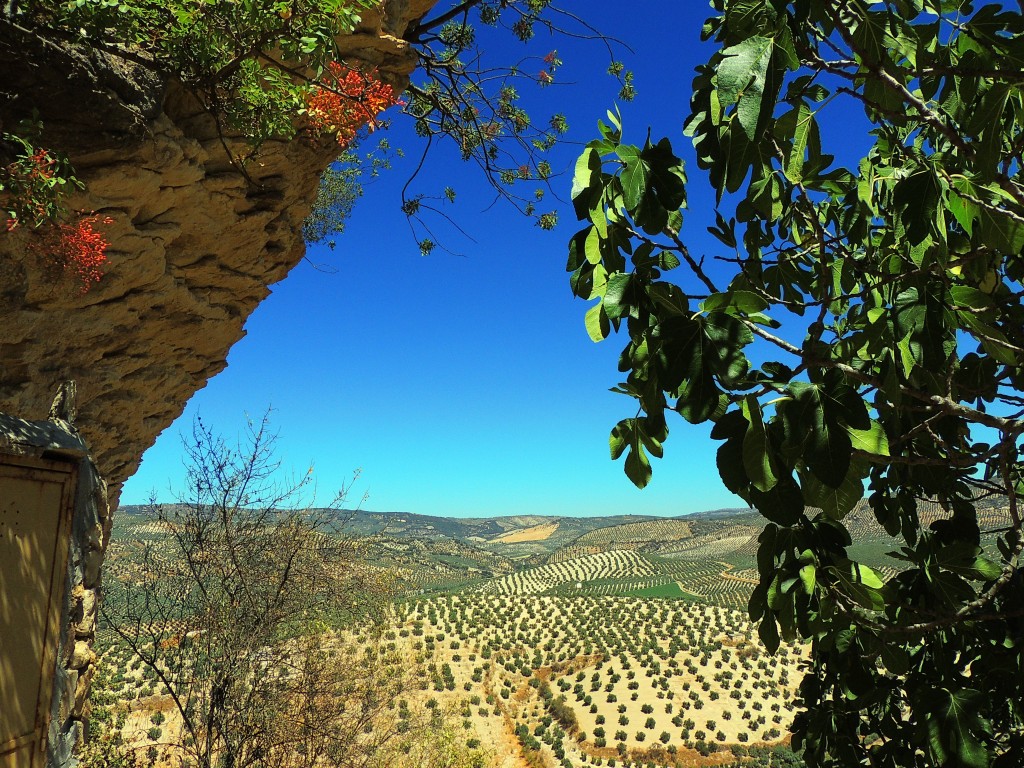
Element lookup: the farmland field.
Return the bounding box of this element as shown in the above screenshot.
[91,506,830,768]
[396,593,803,765]
[492,522,562,544]
[572,519,694,548]
[95,500,1016,768]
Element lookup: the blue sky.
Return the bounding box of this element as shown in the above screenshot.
[119,4,762,517]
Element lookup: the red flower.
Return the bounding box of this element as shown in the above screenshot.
[36,214,114,292]
[29,149,56,180]
[307,63,403,147]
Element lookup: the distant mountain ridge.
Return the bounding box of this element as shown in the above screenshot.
[117,504,761,557]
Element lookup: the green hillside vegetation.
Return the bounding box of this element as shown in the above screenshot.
[99,500,1016,767]
[625,581,694,599]
[395,593,804,761]
[656,526,760,561]
[478,550,659,596]
[97,504,808,766]
[120,505,675,554]
[573,518,694,547]
[113,501,1014,603]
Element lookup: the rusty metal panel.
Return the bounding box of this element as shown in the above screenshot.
[0,456,77,768]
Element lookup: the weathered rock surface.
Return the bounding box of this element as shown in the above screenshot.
[0,0,436,506]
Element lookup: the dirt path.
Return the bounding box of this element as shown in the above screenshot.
[674,580,704,597]
[717,561,759,585]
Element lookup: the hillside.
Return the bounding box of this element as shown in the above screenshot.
[99,498,1016,768]
[98,501,807,768]
[115,500,1014,596]
[117,505,680,551]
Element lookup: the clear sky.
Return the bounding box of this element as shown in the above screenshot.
[119,3,761,518]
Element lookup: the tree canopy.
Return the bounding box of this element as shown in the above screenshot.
[566,1,1024,766]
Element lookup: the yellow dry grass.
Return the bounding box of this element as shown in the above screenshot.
[491,522,560,544]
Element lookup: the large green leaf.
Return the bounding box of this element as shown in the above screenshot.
[584,226,602,265]
[571,147,601,203]
[676,373,726,425]
[609,419,632,460]
[749,474,804,526]
[701,290,769,315]
[702,313,753,386]
[949,177,980,236]
[788,383,853,488]
[893,168,941,246]
[624,440,652,488]
[717,35,774,140]
[742,394,777,492]
[923,688,993,768]
[713,410,750,495]
[616,145,649,210]
[610,418,654,489]
[799,563,816,594]
[584,301,609,342]
[602,272,635,319]
[801,468,863,519]
[780,102,814,183]
[641,137,687,212]
[845,420,889,457]
[977,196,1024,254]
[758,613,781,653]
[725,0,778,37]
[833,560,886,611]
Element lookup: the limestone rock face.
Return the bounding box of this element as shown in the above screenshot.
[0,0,436,505]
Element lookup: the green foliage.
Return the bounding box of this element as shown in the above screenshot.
[7,1,622,247]
[302,139,401,249]
[9,0,387,242]
[7,1,580,245]
[566,2,1024,766]
[303,155,362,249]
[0,119,81,229]
[21,0,375,145]
[399,0,630,237]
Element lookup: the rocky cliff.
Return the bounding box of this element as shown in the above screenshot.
[0,0,436,506]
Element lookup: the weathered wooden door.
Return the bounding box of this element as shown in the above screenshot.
[0,455,77,768]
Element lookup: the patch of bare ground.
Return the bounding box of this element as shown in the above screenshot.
[100,587,804,768]
[493,522,561,544]
[396,593,803,767]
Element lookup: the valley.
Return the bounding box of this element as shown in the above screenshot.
[91,502,1010,768]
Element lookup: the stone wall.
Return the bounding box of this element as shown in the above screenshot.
[0,0,437,508]
[0,409,109,767]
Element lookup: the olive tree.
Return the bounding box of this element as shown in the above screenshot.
[565,2,1024,766]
